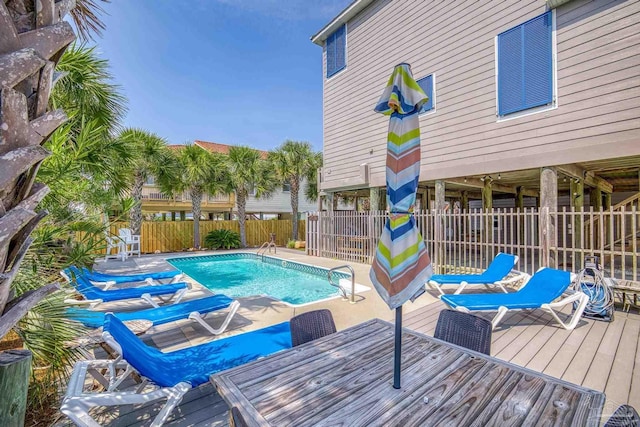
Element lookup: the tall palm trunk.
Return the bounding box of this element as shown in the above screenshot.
[130,172,144,235]
[236,189,247,247]
[290,177,300,240]
[190,188,203,248]
[0,0,77,338]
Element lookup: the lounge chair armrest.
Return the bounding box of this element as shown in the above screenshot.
[545,290,586,308]
[89,279,117,290]
[64,298,103,306]
[495,272,530,289]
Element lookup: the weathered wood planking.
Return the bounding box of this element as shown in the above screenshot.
[211,319,605,426]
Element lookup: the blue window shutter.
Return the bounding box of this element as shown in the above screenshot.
[326,24,346,78]
[417,74,434,113]
[498,11,553,115]
[326,32,336,78]
[335,25,346,72]
[523,13,553,109]
[498,27,524,115]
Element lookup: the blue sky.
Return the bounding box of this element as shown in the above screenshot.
[93,0,351,151]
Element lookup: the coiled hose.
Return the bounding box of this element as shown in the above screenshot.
[573,265,614,317]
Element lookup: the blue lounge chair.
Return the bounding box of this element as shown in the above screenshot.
[440,267,589,330]
[61,315,292,427]
[61,268,189,308]
[427,253,521,295]
[79,266,183,286]
[67,294,240,335]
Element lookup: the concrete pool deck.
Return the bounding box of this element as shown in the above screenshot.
[90,248,440,351]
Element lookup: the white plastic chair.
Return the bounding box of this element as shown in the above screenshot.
[118,228,141,258]
[104,235,126,261]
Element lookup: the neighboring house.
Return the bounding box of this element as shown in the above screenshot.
[311,0,640,212]
[140,140,316,219]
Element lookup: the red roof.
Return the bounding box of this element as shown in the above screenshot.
[194,140,269,159]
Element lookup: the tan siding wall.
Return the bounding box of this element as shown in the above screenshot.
[321,0,640,191]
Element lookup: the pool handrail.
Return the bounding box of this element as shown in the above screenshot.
[328,265,356,304]
[257,241,277,260]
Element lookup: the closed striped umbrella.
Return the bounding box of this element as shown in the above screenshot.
[370,63,433,388]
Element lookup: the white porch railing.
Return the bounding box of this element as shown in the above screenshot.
[306,207,640,282]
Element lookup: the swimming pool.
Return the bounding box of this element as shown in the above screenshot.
[168,253,367,306]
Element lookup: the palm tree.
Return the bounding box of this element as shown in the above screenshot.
[160,145,225,248]
[269,141,320,241]
[118,129,173,235]
[224,146,277,247]
[0,0,107,338]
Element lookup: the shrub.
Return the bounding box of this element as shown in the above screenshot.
[286,240,296,249]
[204,229,241,249]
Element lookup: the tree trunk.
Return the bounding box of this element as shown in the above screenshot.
[130,172,144,235]
[191,189,202,248]
[0,349,31,427]
[0,0,76,338]
[236,190,247,247]
[290,177,300,241]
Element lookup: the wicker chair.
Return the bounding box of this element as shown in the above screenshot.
[604,405,640,427]
[229,406,248,427]
[434,309,492,355]
[290,309,337,347]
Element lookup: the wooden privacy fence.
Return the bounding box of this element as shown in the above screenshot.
[306,206,640,282]
[107,220,305,253]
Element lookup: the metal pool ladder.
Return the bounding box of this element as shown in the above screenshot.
[257,241,277,261]
[328,265,356,304]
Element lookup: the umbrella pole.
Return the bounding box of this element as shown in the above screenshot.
[393,305,402,389]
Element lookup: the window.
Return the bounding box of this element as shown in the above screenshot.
[326,24,346,78]
[145,176,155,185]
[497,11,554,116]
[282,183,291,192]
[416,74,435,114]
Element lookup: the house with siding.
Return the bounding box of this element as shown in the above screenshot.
[311,0,640,215]
[140,140,317,220]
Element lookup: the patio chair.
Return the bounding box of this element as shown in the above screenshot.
[604,404,640,427]
[104,234,125,261]
[77,266,184,287]
[60,314,292,427]
[290,309,337,346]
[229,406,249,427]
[440,267,589,330]
[434,309,492,355]
[60,268,189,309]
[67,294,240,335]
[118,228,141,259]
[427,252,521,295]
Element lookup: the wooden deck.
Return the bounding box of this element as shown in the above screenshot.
[59,302,640,426]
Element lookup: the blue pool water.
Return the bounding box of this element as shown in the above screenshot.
[168,254,348,306]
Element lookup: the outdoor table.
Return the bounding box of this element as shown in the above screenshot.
[211,319,605,426]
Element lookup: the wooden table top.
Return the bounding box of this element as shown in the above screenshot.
[211,319,605,426]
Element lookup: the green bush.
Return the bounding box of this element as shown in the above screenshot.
[204,229,241,249]
[286,240,296,249]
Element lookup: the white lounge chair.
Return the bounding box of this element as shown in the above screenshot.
[440,267,589,330]
[60,315,292,427]
[427,253,522,295]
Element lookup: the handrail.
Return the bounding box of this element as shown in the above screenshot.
[256,241,277,260]
[328,265,356,304]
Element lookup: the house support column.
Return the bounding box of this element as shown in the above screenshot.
[369,187,386,212]
[461,191,469,212]
[180,211,186,221]
[435,180,446,211]
[591,187,602,210]
[515,186,525,210]
[161,213,166,221]
[325,192,335,211]
[171,212,176,221]
[570,178,584,249]
[540,167,558,267]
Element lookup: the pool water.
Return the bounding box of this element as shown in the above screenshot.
[168,254,348,306]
